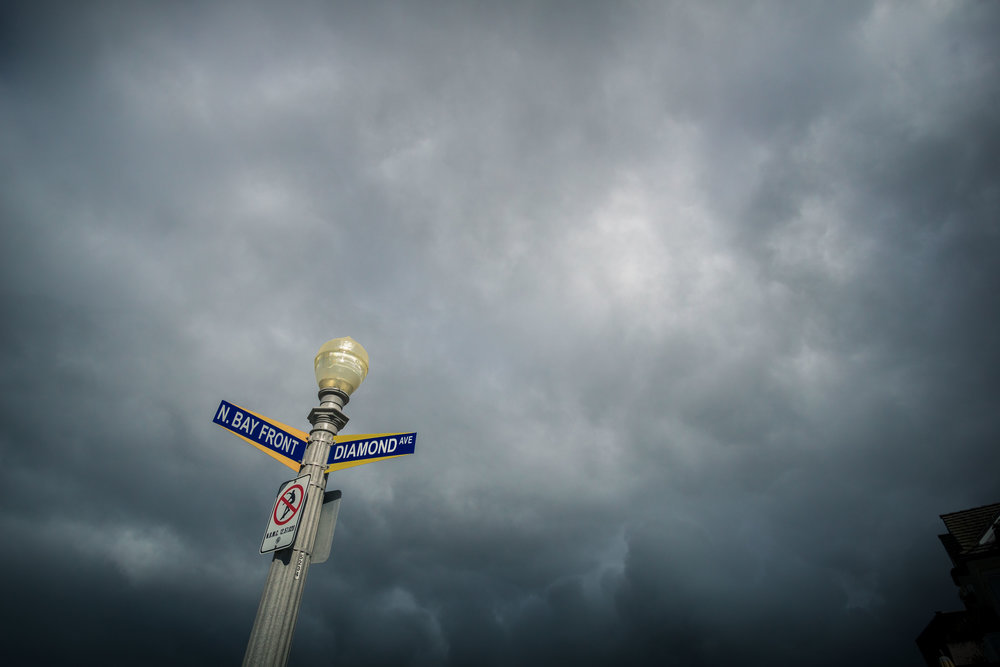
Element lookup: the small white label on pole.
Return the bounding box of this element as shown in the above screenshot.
[260,475,309,554]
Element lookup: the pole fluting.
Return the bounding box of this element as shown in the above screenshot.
[242,388,349,667]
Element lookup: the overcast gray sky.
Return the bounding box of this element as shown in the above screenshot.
[2,1,998,665]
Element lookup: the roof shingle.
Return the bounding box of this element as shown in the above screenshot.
[940,502,1000,555]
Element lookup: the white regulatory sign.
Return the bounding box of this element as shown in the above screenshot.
[260,475,309,554]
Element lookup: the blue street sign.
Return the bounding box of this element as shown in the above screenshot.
[213,399,417,473]
[213,400,307,470]
[326,432,417,472]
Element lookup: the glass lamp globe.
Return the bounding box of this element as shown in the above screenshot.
[314,337,369,396]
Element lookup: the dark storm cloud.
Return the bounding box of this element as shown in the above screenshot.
[2,1,998,665]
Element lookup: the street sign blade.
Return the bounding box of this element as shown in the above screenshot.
[325,432,417,473]
[213,401,417,474]
[312,490,342,565]
[261,475,309,554]
[213,400,309,471]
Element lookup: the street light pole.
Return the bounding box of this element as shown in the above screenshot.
[243,338,369,667]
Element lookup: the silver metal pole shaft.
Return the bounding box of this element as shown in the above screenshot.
[243,388,349,666]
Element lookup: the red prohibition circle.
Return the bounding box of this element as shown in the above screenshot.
[273,484,305,525]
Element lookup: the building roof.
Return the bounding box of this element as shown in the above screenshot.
[917,609,982,644]
[941,502,1000,556]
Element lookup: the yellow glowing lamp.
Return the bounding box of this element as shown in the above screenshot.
[314,337,369,396]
